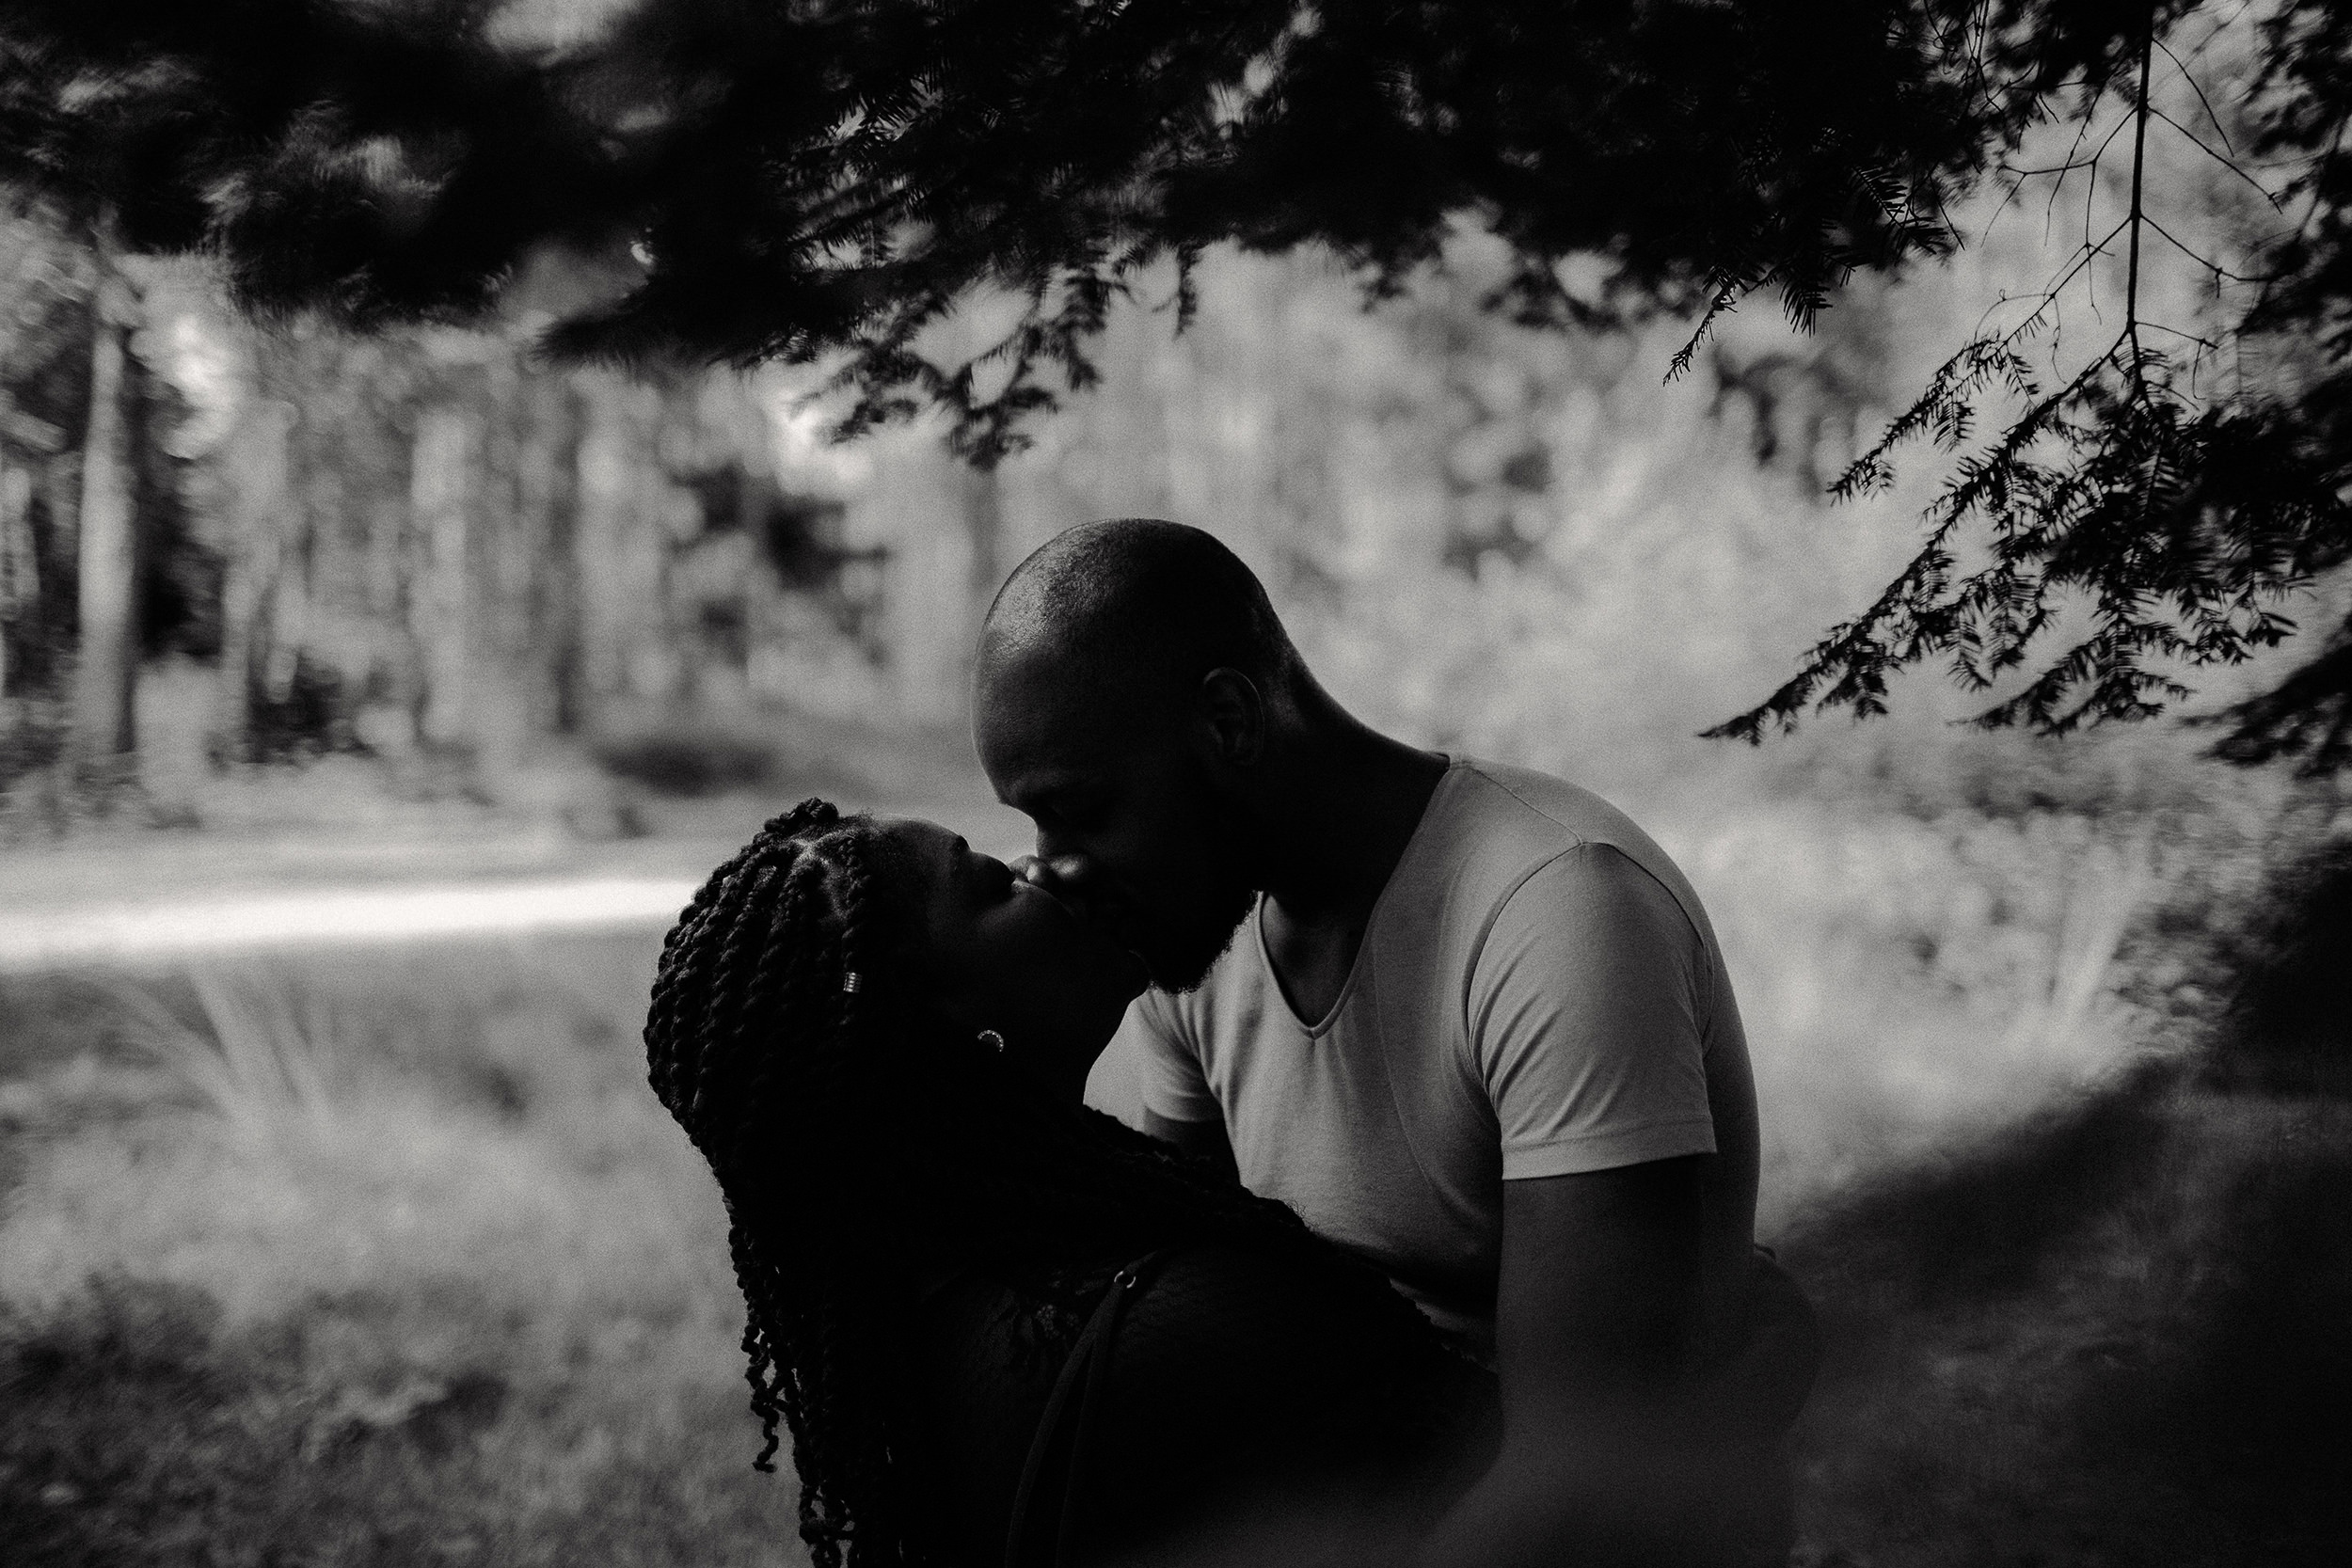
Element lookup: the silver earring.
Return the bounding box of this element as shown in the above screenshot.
[977,1029,1006,1056]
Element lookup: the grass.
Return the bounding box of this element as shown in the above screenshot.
[0,794,2345,1566]
[1,1274,794,1568]
[0,937,804,1567]
[108,970,347,1144]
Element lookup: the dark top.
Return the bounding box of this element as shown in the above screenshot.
[901,1242,1500,1566]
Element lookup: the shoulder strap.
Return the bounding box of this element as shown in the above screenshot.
[1003,1248,1182,1568]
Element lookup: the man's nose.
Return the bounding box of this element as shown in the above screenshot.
[1013,849,1090,894]
[1014,851,1119,920]
[1039,849,1094,889]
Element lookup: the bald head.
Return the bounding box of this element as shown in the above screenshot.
[974,520,1300,988]
[978,518,1301,719]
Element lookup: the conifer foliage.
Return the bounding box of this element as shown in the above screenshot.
[1703,0,2352,765]
[3,0,2348,760]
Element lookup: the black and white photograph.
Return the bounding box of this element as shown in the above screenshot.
[0,3,2346,1565]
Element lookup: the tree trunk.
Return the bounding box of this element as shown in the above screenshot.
[215,398,294,759]
[409,404,475,747]
[963,459,1004,613]
[521,376,586,736]
[68,253,140,772]
[573,376,668,718]
[0,452,24,703]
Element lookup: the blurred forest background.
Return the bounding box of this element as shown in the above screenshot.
[0,191,2042,832]
[4,3,2350,1563]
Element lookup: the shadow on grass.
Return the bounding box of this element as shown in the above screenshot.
[1780,1069,2352,1567]
[2208,835,2352,1100]
[1778,1067,2182,1317]
[2073,1139,2352,1563]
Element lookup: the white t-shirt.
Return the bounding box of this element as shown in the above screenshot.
[1123,758,1760,1358]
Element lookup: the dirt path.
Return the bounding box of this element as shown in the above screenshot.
[0,791,1032,973]
[0,875,706,971]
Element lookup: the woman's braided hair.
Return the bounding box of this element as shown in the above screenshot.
[644,800,1425,1568]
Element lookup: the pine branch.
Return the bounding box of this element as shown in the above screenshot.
[2124,10,2154,398]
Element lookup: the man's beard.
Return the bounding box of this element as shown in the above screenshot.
[1145,858,1260,993]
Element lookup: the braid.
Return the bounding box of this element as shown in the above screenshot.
[725,1213,787,1473]
[644,800,1438,1568]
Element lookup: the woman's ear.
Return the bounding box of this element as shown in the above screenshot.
[1198,667,1265,768]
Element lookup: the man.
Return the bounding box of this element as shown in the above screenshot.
[973,518,1813,1565]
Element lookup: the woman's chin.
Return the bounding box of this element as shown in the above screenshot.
[1057,900,1152,1000]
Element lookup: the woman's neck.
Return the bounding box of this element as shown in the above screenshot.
[1007,1037,1094,1108]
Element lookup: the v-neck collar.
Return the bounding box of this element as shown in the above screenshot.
[1252,756,1464,1037]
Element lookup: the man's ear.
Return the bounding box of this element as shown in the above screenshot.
[1198,667,1265,768]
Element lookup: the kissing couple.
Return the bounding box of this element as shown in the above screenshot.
[645,519,1819,1568]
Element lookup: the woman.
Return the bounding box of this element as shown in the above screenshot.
[644,800,1494,1568]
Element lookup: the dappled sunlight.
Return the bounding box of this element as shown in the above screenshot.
[1,953,733,1330]
[1655,804,2169,1227]
[1,1078,733,1339]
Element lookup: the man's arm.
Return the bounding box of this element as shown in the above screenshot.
[1412,1156,1708,1568]
[1417,843,1723,1567]
[1142,1107,1239,1181]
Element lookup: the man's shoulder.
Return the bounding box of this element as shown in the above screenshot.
[1448,758,1645,848]
[1423,759,1658,890]
[1433,759,1717,956]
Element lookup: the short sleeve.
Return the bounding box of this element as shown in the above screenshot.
[1469,842,1717,1180]
[1126,991,1221,1125]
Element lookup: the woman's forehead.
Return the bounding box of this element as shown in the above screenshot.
[867,817,962,884]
